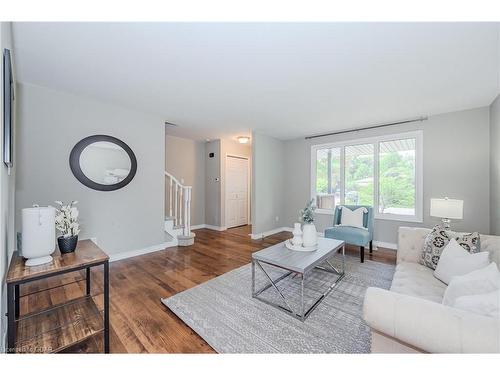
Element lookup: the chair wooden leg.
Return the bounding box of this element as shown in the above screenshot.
[369,240,373,254]
[360,246,365,263]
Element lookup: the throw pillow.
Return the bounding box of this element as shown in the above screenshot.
[442,262,500,306]
[453,290,499,318]
[337,206,368,230]
[420,225,480,270]
[434,239,490,284]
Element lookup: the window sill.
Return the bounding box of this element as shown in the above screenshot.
[374,214,423,223]
[315,209,423,223]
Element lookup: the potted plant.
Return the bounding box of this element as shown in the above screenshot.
[299,199,317,247]
[55,200,81,253]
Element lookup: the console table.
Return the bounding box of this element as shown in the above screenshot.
[6,240,109,353]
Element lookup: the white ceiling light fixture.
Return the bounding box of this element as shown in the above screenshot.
[237,136,250,144]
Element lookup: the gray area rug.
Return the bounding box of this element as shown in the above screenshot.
[162,253,395,353]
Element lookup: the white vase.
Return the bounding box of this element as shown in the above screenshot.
[22,206,56,266]
[291,222,303,246]
[302,223,318,247]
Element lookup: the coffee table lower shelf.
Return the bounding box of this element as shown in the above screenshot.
[15,296,103,353]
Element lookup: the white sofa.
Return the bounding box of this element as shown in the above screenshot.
[363,226,500,353]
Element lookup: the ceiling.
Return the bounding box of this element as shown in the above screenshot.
[12,22,500,140]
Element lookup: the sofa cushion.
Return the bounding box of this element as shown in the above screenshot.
[453,290,499,318]
[324,225,371,247]
[390,262,447,303]
[442,262,500,306]
[420,225,480,270]
[434,239,490,284]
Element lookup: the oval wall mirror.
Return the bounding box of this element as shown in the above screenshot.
[69,135,137,191]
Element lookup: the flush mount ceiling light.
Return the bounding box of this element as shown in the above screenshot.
[237,136,250,144]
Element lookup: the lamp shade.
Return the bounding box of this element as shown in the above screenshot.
[430,198,463,219]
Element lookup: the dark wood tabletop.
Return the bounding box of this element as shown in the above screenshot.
[6,240,109,284]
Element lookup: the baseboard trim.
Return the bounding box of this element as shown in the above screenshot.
[109,241,177,262]
[190,224,205,230]
[191,224,227,231]
[250,227,292,240]
[373,241,397,250]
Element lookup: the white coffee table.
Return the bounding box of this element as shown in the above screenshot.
[251,237,345,321]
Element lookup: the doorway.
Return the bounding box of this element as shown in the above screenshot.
[225,155,249,228]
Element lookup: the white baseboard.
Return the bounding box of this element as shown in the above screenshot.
[250,227,292,240]
[191,224,227,231]
[190,224,206,230]
[109,241,177,262]
[373,241,397,250]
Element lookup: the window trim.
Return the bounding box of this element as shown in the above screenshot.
[310,130,423,222]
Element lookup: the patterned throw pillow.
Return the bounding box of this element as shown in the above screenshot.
[420,225,480,270]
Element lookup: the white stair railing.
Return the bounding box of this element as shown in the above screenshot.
[165,171,192,237]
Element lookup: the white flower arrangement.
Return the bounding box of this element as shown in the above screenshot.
[55,200,81,238]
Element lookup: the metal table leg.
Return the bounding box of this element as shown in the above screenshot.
[251,259,255,297]
[300,273,305,321]
[15,284,20,319]
[103,262,110,353]
[86,267,91,296]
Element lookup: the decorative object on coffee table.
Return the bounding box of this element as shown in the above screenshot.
[22,205,56,266]
[300,199,317,247]
[284,239,318,252]
[291,222,303,246]
[55,200,81,253]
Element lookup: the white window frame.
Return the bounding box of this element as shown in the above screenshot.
[310,130,423,222]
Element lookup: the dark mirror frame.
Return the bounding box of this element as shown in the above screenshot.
[69,135,137,191]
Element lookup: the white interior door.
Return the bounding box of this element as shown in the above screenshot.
[226,156,249,228]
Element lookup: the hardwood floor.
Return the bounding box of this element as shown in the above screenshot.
[19,226,396,353]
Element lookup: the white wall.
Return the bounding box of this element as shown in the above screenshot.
[205,140,221,226]
[491,94,500,235]
[15,83,167,256]
[165,135,205,226]
[280,107,491,245]
[251,132,286,235]
[0,22,16,352]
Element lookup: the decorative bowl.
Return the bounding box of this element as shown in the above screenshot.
[284,239,318,252]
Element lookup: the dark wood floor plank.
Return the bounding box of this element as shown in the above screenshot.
[20,226,396,353]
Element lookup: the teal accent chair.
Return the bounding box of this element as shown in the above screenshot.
[324,205,374,263]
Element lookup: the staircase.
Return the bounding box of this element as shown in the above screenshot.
[165,171,195,246]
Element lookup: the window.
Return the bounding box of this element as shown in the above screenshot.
[315,148,340,210]
[345,144,374,206]
[311,131,422,222]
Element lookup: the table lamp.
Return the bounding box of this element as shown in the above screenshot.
[430,197,463,229]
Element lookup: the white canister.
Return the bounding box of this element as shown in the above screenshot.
[291,222,303,246]
[22,206,56,266]
[302,223,318,247]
